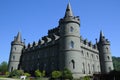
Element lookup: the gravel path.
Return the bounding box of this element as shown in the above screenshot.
[0,78,20,80]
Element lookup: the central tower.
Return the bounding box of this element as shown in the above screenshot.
[59,2,81,78]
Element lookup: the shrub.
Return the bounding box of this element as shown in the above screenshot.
[9,69,24,77]
[52,71,62,79]
[24,72,31,77]
[34,69,42,77]
[83,76,90,80]
[42,70,46,77]
[62,68,73,80]
[5,72,10,77]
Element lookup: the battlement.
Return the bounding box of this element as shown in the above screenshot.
[24,33,60,52]
[48,27,60,35]
[80,36,98,52]
[101,36,110,45]
[59,16,80,25]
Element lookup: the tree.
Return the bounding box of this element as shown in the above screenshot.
[34,69,42,77]
[52,70,62,79]
[112,56,120,71]
[0,61,8,74]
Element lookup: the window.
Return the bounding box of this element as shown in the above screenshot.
[106,47,108,52]
[14,47,16,51]
[82,63,85,74]
[93,64,95,73]
[11,67,13,72]
[98,65,100,72]
[70,27,74,32]
[70,41,74,48]
[13,56,15,60]
[81,50,84,56]
[107,56,110,60]
[71,60,75,69]
[88,64,90,74]
[91,54,93,58]
[96,55,98,59]
[87,52,89,57]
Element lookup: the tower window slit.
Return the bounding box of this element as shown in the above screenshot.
[70,41,74,48]
[71,60,75,69]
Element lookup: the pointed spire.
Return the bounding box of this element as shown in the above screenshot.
[15,32,22,42]
[100,30,104,38]
[99,30,105,42]
[64,2,73,18]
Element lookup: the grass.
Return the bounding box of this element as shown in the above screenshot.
[0,75,49,80]
[0,75,7,78]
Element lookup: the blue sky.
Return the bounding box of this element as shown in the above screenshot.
[0,0,120,63]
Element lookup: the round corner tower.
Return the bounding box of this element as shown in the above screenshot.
[59,2,82,78]
[97,31,114,73]
[8,32,24,72]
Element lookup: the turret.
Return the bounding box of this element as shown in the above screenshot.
[59,2,81,78]
[97,31,114,73]
[8,32,24,72]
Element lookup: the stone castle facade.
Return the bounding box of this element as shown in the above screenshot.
[8,3,114,78]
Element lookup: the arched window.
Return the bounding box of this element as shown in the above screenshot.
[98,65,100,72]
[70,41,74,48]
[87,52,89,57]
[71,60,75,69]
[11,67,13,72]
[70,27,74,32]
[107,56,110,60]
[13,55,15,60]
[14,47,16,51]
[93,64,95,73]
[88,64,91,74]
[106,47,108,52]
[81,50,84,56]
[82,63,85,74]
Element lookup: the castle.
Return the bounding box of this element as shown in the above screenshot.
[8,2,114,78]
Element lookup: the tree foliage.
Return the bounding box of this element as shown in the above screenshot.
[112,56,120,71]
[52,70,62,79]
[0,61,8,74]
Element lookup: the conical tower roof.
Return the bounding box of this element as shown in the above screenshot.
[64,2,73,18]
[15,32,22,42]
[100,30,104,38]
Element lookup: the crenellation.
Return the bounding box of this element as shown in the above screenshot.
[48,34,55,40]
[48,27,59,35]
[80,38,98,51]
[42,36,51,43]
[88,41,92,47]
[27,43,31,48]
[84,39,88,45]
[38,39,41,45]
[32,41,36,47]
